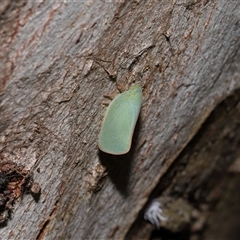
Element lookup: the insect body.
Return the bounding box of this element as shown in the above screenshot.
[98,84,142,155]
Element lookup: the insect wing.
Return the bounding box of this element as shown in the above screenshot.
[99,85,142,154]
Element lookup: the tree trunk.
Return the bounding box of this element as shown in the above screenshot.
[0,1,239,239]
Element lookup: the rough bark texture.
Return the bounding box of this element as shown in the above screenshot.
[127,89,240,239]
[0,0,239,239]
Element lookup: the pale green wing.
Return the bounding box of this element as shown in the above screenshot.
[99,85,142,155]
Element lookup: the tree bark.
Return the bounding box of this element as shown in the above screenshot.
[0,1,239,239]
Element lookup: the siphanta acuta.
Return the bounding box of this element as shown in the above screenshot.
[98,84,142,155]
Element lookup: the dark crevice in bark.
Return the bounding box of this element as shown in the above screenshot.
[127,88,240,240]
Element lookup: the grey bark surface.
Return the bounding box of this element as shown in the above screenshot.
[0,1,239,239]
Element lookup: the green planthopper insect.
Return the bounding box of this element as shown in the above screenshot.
[98,84,142,155]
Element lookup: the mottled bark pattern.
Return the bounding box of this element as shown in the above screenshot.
[0,1,239,239]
